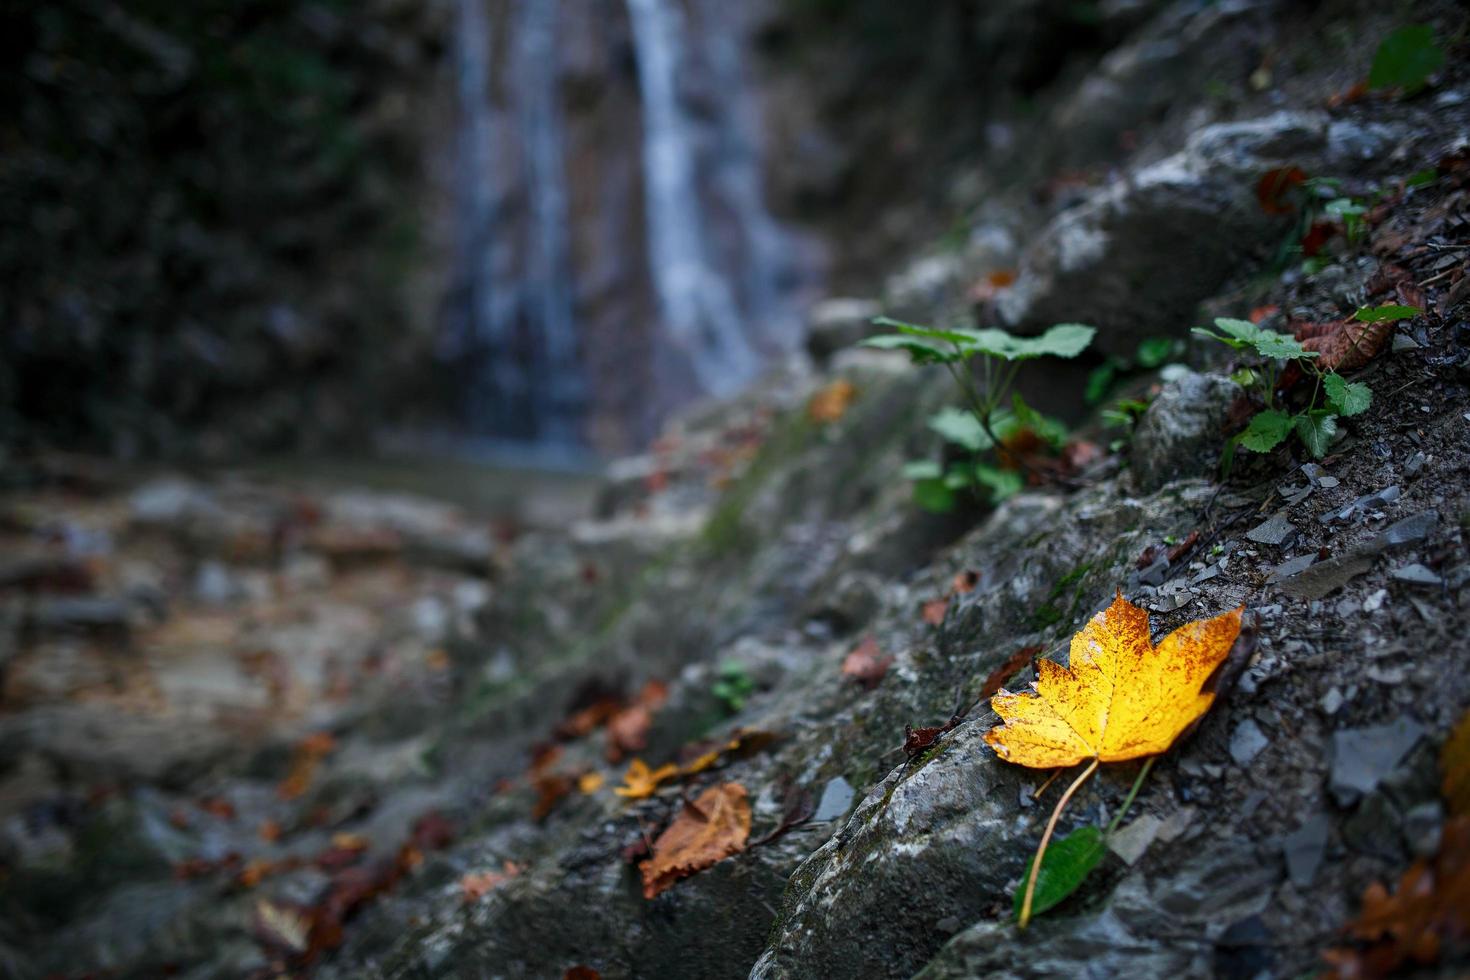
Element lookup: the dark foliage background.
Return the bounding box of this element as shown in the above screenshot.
[0,0,444,458]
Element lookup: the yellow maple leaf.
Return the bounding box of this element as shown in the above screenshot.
[613,758,679,799]
[985,593,1242,768]
[984,592,1242,929]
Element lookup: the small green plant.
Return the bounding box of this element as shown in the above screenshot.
[711,661,755,713]
[1193,315,1382,465]
[1369,24,1444,95]
[861,318,1095,511]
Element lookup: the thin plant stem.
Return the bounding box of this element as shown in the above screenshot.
[1020,756,1099,929]
[1030,768,1064,800]
[1105,757,1155,836]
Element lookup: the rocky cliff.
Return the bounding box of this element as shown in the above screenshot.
[2,1,1469,978]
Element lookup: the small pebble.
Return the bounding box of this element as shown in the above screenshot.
[1391,563,1442,586]
[1230,720,1269,765]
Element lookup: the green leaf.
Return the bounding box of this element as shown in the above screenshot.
[1012,825,1106,921]
[1084,361,1120,405]
[1324,197,1366,219]
[871,316,982,347]
[958,323,1096,361]
[1405,168,1438,189]
[858,334,961,364]
[901,460,944,481]
[1294,411,1339,459]
[1192,327,1247,351]
[1213,317,1263,342]
[1134,337,1177,369]
[1368,24,1444,94]
[1249,330,1312,361]
[1353,304,1421,323]
[1239,410,1293,453]
[912,478,957,513]
[942,465,973,490]
[974,465,1024,504]
[1010,394,1069,449]
[1229,367,1258,388]
[928,407,991,451]
[1323,373,1372,417]
[1219,432,1241,477]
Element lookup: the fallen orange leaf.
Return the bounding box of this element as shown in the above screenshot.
[460,861,521,903]
[532,772,576,821]
[578,771,606,794]
[985,594,1242,767]
[639,782,750,898]
[807,379,857,424]
[841,636,892,689]
[614,758,679,799]
[1323,814,1470,978]
[921,597,949,626]
[277,732,337,801]
[605,704,655,763]
[1442,709,1470,818]
[985,593,1241,927]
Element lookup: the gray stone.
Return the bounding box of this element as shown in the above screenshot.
[1329,719,1425,807]
[1320,485,1402,525]
[804,298,883,365]
[1402,802,1444,859]
[28,596,132,633]
[1377,510,1437,548]
[1391,563,1442,586]
[1342,792,1405,862]
[1245,513,1297,547]
[1280,814,1330,887]
[1266,553,1317,585]
[1109,813,1163,866]
[1129,372,1240,491]
[1229,720,1269,766]
[1277,553,1374,600]
[812,776,855,822]
[997,111,1401,358]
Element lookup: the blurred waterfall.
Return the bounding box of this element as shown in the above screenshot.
[443,0,805,451]
[624,0,759,395]
[515,0,583,446]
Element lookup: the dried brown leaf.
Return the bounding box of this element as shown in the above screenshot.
[639,783,750,899]
[841,636,892,689]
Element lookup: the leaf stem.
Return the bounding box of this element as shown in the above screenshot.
[1020,756,1099,929]
[1105,757,1155,836]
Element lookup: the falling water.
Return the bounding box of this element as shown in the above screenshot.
[448,0,522,436]
[515,0,583,446]
[443,0,805,451]
[693,0,801,351]
[624,0,760,396]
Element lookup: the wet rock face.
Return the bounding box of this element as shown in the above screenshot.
[997,112,1330,355]
[753,723,1024,980]
[1129,372,1241,492]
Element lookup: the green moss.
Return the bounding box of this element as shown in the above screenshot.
[702,409,819,555]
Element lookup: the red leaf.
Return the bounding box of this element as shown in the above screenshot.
[1257,166,1307,215]
[841,636,893,690]
[979,645,1043,699]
